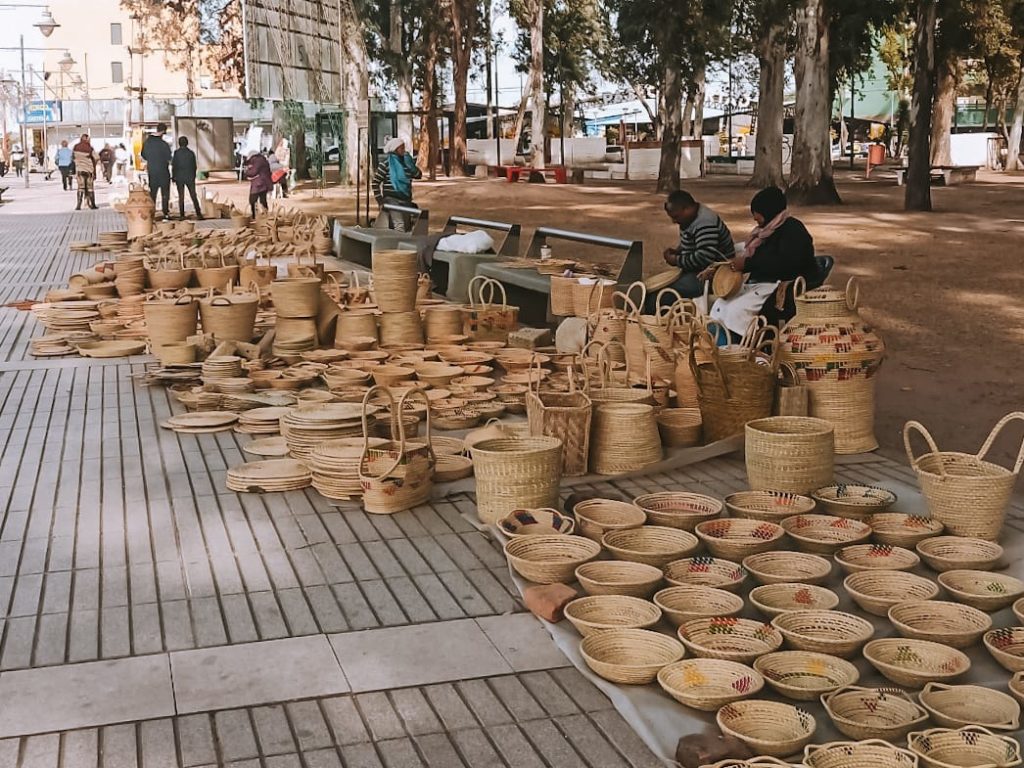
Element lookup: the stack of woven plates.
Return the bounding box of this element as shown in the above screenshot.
[206,377,255,394]
[30,335,76,356]
[115,295,146,322]
[202,356,244,380]
[242,436,291,458]
[309,437,388,499]
[226,459,312,493]
[98,231,128,251]
[160,411,239,433]
[220,391,297,412]
[236,406,290,435]
[280,403,376,460]
[35,303,100,333]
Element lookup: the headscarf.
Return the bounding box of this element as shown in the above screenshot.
[383,137,405,154]
[743,186,790,259]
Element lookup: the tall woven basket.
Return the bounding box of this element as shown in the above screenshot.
[526,362,592,476]
[904,413,1024,541]
[745,416,835,494]
[590,402,663,475]
[371,249,419,312]
[691,332,777,442]
[470,436,563,524]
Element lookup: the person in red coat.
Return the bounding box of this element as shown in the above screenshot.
[245,150,273,218]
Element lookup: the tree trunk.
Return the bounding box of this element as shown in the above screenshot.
[905,0,938,211]
[416,23,440,180]
[681,90,694,139]
[752,19,787,188]
[789,0,840,204]
[930,54,956,166]
[691,65,706,138]
[983,62,995,131]
[340,2,368,184]
[527,0,545,168]
[449,0,477,176]
[658,57,683,192]
[388,0,415,141]
[1007,53,1024,171]
[511,92,528,154]
[629,80,659,133]
[562,87,575,139]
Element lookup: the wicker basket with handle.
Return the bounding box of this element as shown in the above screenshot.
[462,276,518,342]
[526,358,592,476]
[691,331,778,442]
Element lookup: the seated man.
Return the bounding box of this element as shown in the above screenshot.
[661,189,736,299]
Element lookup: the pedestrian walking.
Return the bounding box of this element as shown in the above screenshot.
[172,136,204,220]
[273,137,291,197]
[72,134,100,210]
[11,145,24,177]
[99,144,114,183]
[141,123,172,218]
[56,140,74,191]
[113,143,129,180]
[244,150,273,219]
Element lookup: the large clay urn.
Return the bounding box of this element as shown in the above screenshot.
[124,184,155,239]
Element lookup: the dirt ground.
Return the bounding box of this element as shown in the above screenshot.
[209,165,1024,467]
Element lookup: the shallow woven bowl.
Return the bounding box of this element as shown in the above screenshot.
[938,570,1024,612]
[1015,597,1024,625]
[678,617,783,663]
[725,490,816,522]
[702,760,799,768]
[804,740,920,768]
[822,685,928,742]
[835,544,920,574]
[602,526,699,568]
[716,699,816,758]
[863,638,970,689]
[753,650,859,701]
[888,600,992,649]
[1011,672,1024,706]
[563,594,662,637]
[919,682,1021,731]
[742,552,832,585]
[868,513,944,548]
[916,536,1003,573]
[579,627,684,685]
[503,535,600,584]
[781,514,873,555]
[574,560,663,598]
[771,610,874,659]
[694,519,785,560]
[750,583,840,618]
[632,492,723,531]
[984,627,1024,672]
[843,570,940,617]
[908,726,1023,768]
[572,499,646,542]
[664,556,748,592]
[812,484,897,519]
[657,658,764,712]
[498,508,575,538]
[653,585,744,626]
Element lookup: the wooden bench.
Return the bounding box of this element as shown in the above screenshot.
[334,204,430,267]
[431,217,522,303]
[895,165,980,186]
[476,227,643,326]
[502,166,568,184]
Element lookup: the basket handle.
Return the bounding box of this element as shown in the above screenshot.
[739,315,766,349]
[689,329,730,400]
[793,275,807,299]
[778,361,800,387]
[528,354,545,395]
[399,386,433,461]
[903,420,944,476]
[486,276,508,308]
[323,272,342,303]
[654,288,684,322]
[467,275,488,308]
[975,411,1024,475]
[173,294,194,306]
[623,281,646,318]
[599,339,630,384]
[845,276,859,310]
[358,385,405,480]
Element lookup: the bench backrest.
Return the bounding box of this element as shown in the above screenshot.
[523,226,643,286]
[441,216,521,257]
[373,203,429,235]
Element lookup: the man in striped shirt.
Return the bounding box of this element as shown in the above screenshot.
[661,189,735,298]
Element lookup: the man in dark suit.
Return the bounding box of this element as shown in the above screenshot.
[171,136,204,220]
[141,122,172,218]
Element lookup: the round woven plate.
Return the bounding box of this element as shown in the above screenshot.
[242,436,291,457]
[76,340,147,358]
[164,411,240,429]
[643,267,682,292]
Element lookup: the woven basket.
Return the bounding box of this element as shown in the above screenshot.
[864,638,971,688]
[694,519,785,560]
[702,760,798,768]
[194,248,240,289]
[655,407,703,447]
[572,499,646,542]
[822,685,928,741]
[919,682,1021,731]
[272,277,321,318]
[869,513,944,548]
[632,492,722,532]
[781,514,872,555]
[771,610,874,658]
[574,560,663,598]
[144,293,198,347]
[371,250,418,312]
[716,699,816,758]
[664,556,748,592]
[423,305,464,341]
[908,726,1022,768]
[526,364,592,477]
[580,627,684,685]
[888,600,992,649]
[745,416,835,494]
[678,617,783,663]
[573,278,616,318]
[497,508,574,537]
[379,311,424,347]
[749,583,840,618]
[692,333,778,442]
[462,276,518,342]
[843,570,940,617]
[433,453,473,482]
[937,570,1024,612]
[550,275,578,317]
[657,658,764,712]
[198,292,258,342]
[583,341,657,406]
[602,525,699,568]
[753,650,858,701]
[725,490,816,522]
[653,585,744,626]
[835,544,920,574]
[984,627,1024,672]
[590,402,662,475]
[916,536,1003,572]
[471,437,563,525]
[145,252,194,291]
[812,484,897,519]
[503,534,599,584]
[563,595,662,637]
[358,388,434,514]
[803,740,920,768]
[741,551,832,585]
[904,413,1024,541]
[1012,673,1024,706]
[337,309,379,342]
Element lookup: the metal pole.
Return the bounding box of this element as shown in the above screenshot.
[558,45,565,168]
[484,0,493,141]
[33,65,47,178]
[849,76,855,170]
[20,34,28,187]
[493,14,500,166]
[84,52,91,136]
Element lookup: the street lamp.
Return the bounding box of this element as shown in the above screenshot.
[33,6,57,37]
[58,50,74,73]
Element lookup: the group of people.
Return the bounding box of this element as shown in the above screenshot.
[53,140,130,195]
[660,186,822,334]
[140,123,205,221]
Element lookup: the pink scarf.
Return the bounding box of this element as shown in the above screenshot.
[743,209,790,260]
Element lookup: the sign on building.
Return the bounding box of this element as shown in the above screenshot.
[23,100,61,124]
[241,0,343,104]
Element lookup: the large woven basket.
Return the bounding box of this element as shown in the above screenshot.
[803,739,920,768]
[590,402,662,475]
[908,726,1022,768]
[904,414,1024,541]
[716,699,816,758]
[371,250,418,312]
[656,407,703,447]
[272,277,321,318]
[198,291,258,343]
[822,685,928,742]
[462,276,518,342]
[580,627,684,685]
[470,436,563,524]
[526,364,592,477]
[379,311,424,347]
[692,333,778,442]
[657,658,764,712]
[745,416,835,494]
[144,293,198,348]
